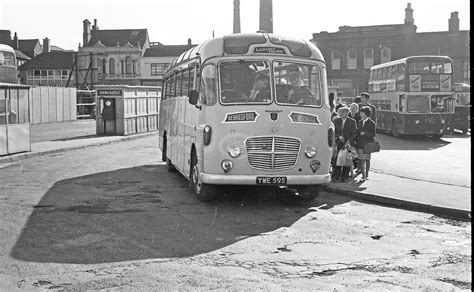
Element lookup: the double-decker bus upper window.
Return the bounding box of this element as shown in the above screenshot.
[407,95,430,113]
[200,64,218,106]
[274,61,322,107]
[220,60,270,104]
[398,64,405,78]
[430,62,452,74]
[409,62,430,74]
[0,51,15,66]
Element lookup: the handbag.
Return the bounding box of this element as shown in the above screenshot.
[364,141,381,154]
[336,148,354,167]
[346,144,358,159]
[336,149,347,167]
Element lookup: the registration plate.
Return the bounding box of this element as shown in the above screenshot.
[256,176,287,185]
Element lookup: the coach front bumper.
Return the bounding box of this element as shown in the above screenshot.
[200,173,330,185]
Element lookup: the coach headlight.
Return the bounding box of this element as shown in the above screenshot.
[228,145,242,158]
[304,146,317,158]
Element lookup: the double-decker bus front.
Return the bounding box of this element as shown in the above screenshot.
[369,56,455,138]
[0,44,18,84]
[161,33,333,202]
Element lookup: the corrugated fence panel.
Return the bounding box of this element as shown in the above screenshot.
[40,87,49,123]
[28,87,77,124]
[69,88,77,120]
[48,87,57,122]
[56,88,64,121]
[63,88,71,121]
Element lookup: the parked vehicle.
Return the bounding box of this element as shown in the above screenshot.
[158,33,334,201]
[368,55,455,138]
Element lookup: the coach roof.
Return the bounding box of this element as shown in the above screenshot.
[166,33,325,71]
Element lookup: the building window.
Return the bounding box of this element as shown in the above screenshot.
[462,61,470,80]
[101,59,107,74]
[151,63,169,76]
[331,50,341,70]
[347,48,357,69]
[120,60,125,74]
[381,47,391,63]
[109,58,115,75]
[132,60,137,74]
[125,57,132,74]
[364,48,374,69]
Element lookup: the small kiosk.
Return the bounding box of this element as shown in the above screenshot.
[0,82,31,156]
[95,85,161,136]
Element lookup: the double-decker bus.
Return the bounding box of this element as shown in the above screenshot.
[0,44,18,84]
[368,55,455,138]
[451,83,470,134]
[158,33,333,202]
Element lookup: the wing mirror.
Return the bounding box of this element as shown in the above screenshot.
[188,90,199,105]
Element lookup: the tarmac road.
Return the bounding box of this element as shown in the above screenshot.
[371,132,470,188]
[0,135,471,290]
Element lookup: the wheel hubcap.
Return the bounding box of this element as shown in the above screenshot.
[193,164,201,194]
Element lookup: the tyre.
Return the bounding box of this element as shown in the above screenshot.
[163,136,176,172]
[166,157,176,172]
[190,152,217,202]
[161,135,167,162]
[295,186,320,201]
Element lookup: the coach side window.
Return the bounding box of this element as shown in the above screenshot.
[176,72,182,97]
[182,69,189,96]
[200,64,217,106]
[189,67,196,92]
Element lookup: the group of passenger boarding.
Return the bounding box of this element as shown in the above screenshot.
[329,92,377,182]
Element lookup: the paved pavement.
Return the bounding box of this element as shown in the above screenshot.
[0,120,470,219]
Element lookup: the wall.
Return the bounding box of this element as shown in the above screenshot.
[29,87,77,124]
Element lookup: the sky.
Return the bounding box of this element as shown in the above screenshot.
[0,0,470,51]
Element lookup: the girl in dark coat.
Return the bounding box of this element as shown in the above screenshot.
[356,106,376,181]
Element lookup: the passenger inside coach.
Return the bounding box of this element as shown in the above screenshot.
[287,66,314,105]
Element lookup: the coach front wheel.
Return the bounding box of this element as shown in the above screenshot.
[190,152,217,202]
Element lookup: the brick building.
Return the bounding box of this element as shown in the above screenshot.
[311,3,470,96]
[75,19,150,89]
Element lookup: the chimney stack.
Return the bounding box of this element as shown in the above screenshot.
[404,3,414,25]
[42,37,50,53]
[259,0,273,33]
[92,19,99,30]
[448,11,460,34]
[83,19,91,47]
[13,32,19,50]
[188,38,192,45]
[233,0,241,34]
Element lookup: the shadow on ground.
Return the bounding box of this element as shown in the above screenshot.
[11,164,350,264]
